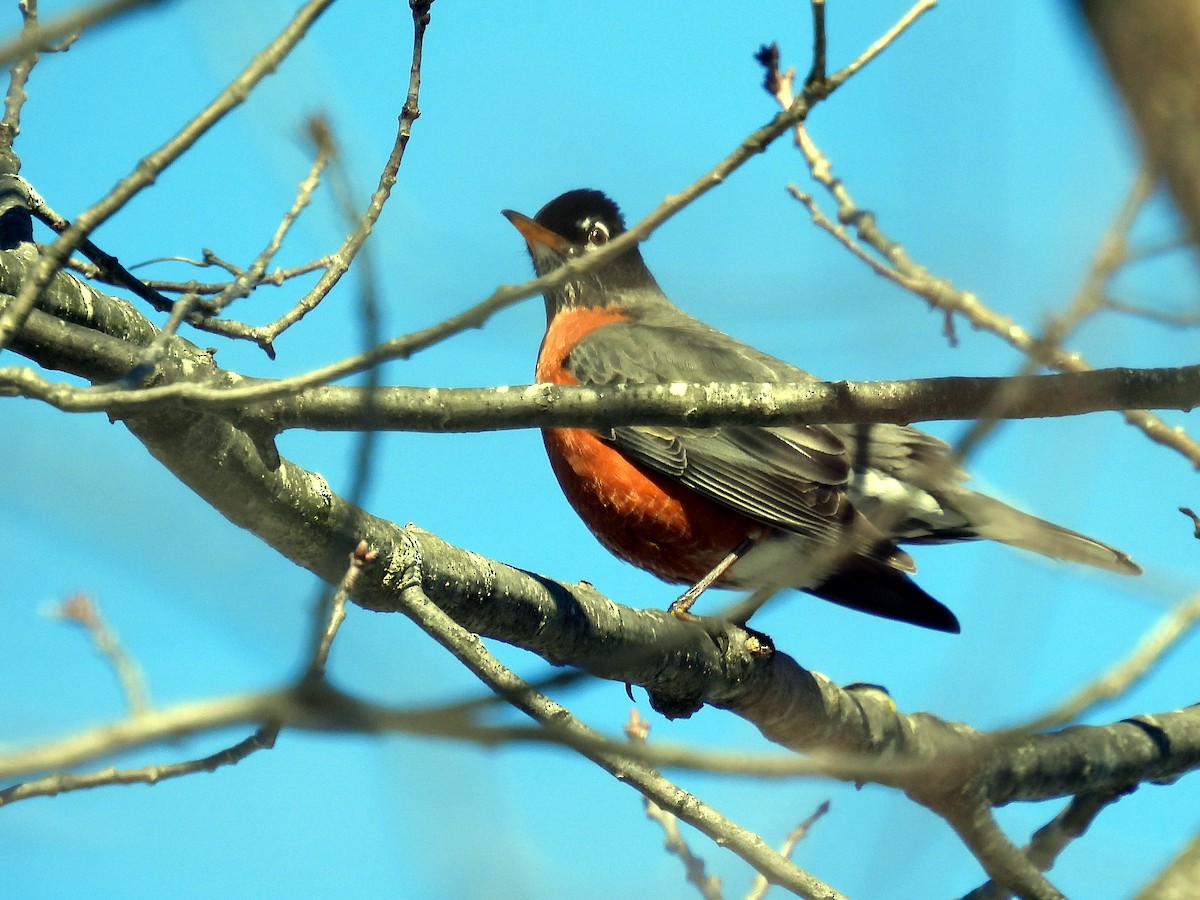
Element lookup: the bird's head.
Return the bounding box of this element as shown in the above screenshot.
[503,189,658,318]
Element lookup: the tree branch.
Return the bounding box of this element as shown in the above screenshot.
[59,372,1200,805]
[4,263,1199,438]
[965,789,1129,900]
[0,0,165,69]
[1021,593,1200,733]
[0,0,336,351]
[0,726,278,807]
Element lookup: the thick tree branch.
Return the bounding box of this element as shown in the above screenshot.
[76,379,1200,806]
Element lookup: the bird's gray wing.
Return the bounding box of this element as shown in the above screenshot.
[564,320,909,563]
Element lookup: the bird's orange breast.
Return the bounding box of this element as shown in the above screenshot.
[536,306,756,584]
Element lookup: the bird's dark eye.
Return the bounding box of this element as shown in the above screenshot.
[584,220,609,247]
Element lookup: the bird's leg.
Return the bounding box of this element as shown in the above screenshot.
[668,533,762,620]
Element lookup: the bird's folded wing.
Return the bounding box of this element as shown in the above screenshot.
[611,424,848,533]
[566,318,919,561]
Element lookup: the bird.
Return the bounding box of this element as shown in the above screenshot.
[502,189,1141,633]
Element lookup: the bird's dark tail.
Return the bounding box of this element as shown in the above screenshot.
[812,563,960,633]
[949,491,1142,576]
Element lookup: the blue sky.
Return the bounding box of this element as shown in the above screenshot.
[4,2,1198,897]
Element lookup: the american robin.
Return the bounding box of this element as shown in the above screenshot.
[503,189,1141,633]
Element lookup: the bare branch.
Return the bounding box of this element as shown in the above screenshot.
[820,0,936,94]
[6,289,1200,432]
[626,710,723,900]
[306,540,375,680]
[384,581,847,900]
[94,254,330,295]
[0,0,167,70]
[51,592,150,716]
[0,0,336,351]
[200,117,332,317]
[645,801,723,900]
[0,725,278,807]
[746,801,831,900]
[0,0,42,153]
[1021,593,1200,733]
[239,2,430,350]
[766,71,1200,466]
[963,789,1129,900]
[942,802,1065,900]
[1103,296,1200,328]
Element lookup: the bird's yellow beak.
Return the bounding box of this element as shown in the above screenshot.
[502,209,572,254]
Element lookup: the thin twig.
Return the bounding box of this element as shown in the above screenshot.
[746,801,831,900]
[52,592,150,716]
[821,0,936,93]
[645,803,724,900]
[91,257,329,295]
[0,0,163,70]
[0,0,42,153]
[626,709,722,900]
[1020,593,1200,733]
[0,0,336,351]
[307,540,375,679]
[1102,296,1200,328]
[199,117,333,316]
[0,725,278,807]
